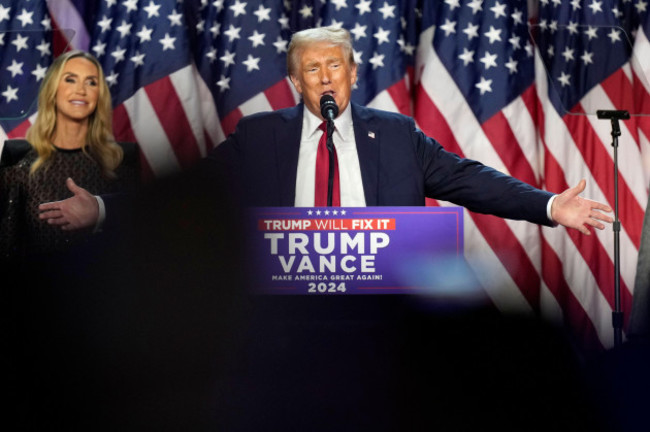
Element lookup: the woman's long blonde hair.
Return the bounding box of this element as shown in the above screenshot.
[26,50,123,177]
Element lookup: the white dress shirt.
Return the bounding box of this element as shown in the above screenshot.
[292,104,556,222]
[294,105,366,207]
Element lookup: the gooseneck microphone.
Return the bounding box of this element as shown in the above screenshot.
[319,95,339,206]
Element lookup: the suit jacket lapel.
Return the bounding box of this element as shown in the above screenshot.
[352,104,379,206]
[275,104,303,206]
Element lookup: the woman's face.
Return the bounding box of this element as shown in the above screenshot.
[55,57,100,124]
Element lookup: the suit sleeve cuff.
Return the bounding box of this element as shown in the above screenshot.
[94,195,106,233]
[547,195,558,226]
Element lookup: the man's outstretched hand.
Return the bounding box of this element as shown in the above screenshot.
[551,179,613,235]
[39,177,99,231]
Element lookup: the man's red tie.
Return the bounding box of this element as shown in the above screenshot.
[315,121,340,206]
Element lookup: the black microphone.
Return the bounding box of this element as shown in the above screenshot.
[320,94,339,121]
[319,95,338,206]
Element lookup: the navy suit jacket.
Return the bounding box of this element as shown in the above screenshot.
[207,103,554,226]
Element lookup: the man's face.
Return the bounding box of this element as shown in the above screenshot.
[290,42,357,120]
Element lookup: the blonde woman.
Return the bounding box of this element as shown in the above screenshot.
[0,50,137,260]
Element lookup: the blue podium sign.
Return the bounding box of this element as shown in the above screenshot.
[245,207,464,295]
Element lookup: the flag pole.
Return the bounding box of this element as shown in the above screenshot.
[596,109,630,348]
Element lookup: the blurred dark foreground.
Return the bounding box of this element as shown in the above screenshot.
[2,168,648,431]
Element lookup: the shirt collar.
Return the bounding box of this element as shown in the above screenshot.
[302,103,353,141]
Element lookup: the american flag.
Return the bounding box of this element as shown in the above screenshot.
[415,0,650,353]
[1,0,648,354]
[0,0,55,138]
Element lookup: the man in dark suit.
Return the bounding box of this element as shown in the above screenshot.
[202,25,611,233]
[39,26,611,235]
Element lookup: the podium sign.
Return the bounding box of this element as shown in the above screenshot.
[245,207,464,295]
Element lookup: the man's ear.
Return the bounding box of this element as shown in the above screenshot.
[289,75,302,95]
[350,63,358,85]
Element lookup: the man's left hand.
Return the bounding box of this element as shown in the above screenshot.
[39,177,99,231]
[551,179,613,235]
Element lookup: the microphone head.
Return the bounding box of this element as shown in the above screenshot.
[320,94,339,120]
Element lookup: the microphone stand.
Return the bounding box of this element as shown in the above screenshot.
[597,109,629,347]
[326,118,335,207]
